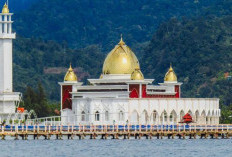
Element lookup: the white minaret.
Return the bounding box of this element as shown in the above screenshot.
[0,3,20,122]
[0,3,15,92]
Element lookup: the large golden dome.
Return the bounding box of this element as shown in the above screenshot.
[102,36,140,74]
[164,64,177,82]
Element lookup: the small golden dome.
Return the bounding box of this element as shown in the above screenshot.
[102,35,140,74]
[2,3,9,14]
[131,68,144,80]
[64,64,78,82]
[164,64,177,82]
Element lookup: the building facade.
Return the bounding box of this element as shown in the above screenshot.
[59,37,220,125]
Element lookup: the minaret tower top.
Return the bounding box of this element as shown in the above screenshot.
[0,2,15,39]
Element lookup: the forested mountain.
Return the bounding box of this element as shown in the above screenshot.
[141,16,232,106]
[6,0,231,108]
[13,37,104,100]
[14,0,221,51]
[0,0,38,11]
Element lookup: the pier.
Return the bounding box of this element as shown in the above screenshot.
[0,124,232,140]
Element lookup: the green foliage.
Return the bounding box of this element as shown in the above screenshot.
[22,82,60,118]
[141,16,232,106]
[14,0,220,51]
[220,105,232,124]
[8,0,232,121]
[0,0,38,12]
[13,37,104,100]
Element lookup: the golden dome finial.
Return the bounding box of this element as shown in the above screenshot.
[68,63,73,70]
[64,63,78,82]
[164,64,177,82]
[118,34,125,46]
[131,68,144,80]
[2,3,9,14]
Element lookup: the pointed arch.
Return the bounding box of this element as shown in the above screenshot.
[188,110,193,116]
[81,111,85,121]
[151,110,158,124]
[195,110,200,123]
[105,111,109,121]
[119,110,124,121]
[180,110,185,120]
[160,110,168,123]
[212,110,215,116]
[170,110,177,124]
[201,110,206,117]
[141,110,148,124]
[130,110,139,124]
[95,111,100,121]
[130,89,139,98]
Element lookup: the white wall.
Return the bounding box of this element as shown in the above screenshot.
[63,98,220,125]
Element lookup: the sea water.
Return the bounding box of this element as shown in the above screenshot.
[0,138,231,157]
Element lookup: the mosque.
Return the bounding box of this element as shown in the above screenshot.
[60,37,220,125]
[0,3,220,125]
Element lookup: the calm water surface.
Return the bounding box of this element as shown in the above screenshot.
[0,138,231,157]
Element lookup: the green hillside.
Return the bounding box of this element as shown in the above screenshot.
[14,0,220,51]
[0,0,38,11]
[141,16,232,106]
[7,0,232,121]
[13,37,104,100]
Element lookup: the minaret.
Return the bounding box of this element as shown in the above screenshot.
[0,3,20,122]
[0,3,15,93]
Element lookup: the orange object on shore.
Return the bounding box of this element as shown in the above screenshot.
[17,108,25,113]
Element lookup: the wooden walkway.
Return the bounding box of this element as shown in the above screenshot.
[1,124,232,140]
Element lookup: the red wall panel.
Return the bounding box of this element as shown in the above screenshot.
[129,84,139,98]
[62,85,72,109]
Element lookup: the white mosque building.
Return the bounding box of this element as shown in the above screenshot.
[59,37,220,125]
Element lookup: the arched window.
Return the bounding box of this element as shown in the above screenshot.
[95,111,100,121]
[141,110,148,124]
[81,111,85,121]
[180,110,185,120]
[170,110,177,123]
[105,111,109,121]
[119,111,124,121]
[152,111,157,122]
[160,111,167,122]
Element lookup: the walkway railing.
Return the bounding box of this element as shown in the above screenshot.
[0,124,232,140]
[1,124,232,132]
